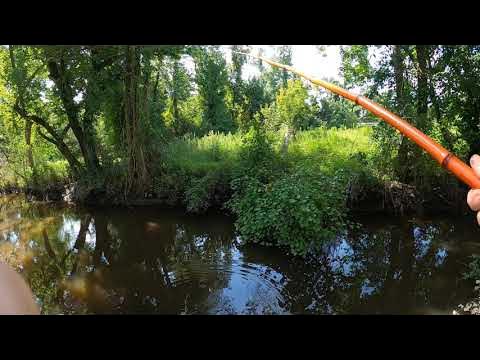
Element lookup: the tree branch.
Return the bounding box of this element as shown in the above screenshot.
[37,128,58,146]
[60,124,71,138]
[13,103,84,175]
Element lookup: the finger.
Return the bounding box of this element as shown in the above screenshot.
[470,154,480,178]
[477,212,480,226]
[467,189,480,211]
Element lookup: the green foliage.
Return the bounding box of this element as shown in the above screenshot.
[178,95,203,135]
[157,125,374,237]
[340,44,480,197]
[155,131,242,211]
[185,171,225,213]
[464,255,480,282]
[263,79,315,134]
[235,119,282,181]
[318,94,361,128]
[341,45,373,88]
[162,131,242,175]
[162,57,193,136]
[226,125,377,256]
[261,46,294,101]
[228,167,347,256]
[194,47,234,134]
[154,124,373,256]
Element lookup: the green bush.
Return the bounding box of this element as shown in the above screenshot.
[234,122,283,181]
[228,167,347,256]
[227,125,373,256]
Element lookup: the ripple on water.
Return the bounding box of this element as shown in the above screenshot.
[168,247,291,314]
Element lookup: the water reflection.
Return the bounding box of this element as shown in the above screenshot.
[0,195,479,314]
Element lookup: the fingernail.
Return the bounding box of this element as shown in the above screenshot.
[471,154,480,167]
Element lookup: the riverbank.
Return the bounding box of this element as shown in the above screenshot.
[0,126,473,255]
[1,126,472,215]
[2,176,470,216]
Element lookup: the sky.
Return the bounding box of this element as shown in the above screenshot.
[183,45,344,83]
[234,45,343,81]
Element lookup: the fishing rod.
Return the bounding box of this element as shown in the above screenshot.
[234,50,480,189]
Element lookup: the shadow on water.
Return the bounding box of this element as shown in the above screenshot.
[0,194,479,314]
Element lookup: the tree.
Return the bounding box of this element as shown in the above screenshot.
[6,46,86,178]
[259,46,294,104]
[318,93,359,128]
[122,45,186,196]
[263,79,313,151]
[229,45,247,115]
[441,46,480,158]
[237,76,269,131]
[194,46,233,134]
[163,56,192,136]
[8,45,38,185]
[3,45,187,196]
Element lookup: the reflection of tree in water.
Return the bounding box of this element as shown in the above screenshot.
[0,196,95,314]
[302,218,472,314]
[2,196,478,314]
[72,209,238,314]
[233,216,478,314]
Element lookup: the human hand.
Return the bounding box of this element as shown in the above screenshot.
[0,262,39,314]
[467,154,480,226]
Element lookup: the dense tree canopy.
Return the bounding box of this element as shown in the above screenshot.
[0,45,479,212]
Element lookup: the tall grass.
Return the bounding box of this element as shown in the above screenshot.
[162,126,376,179]
[162,131,243,175]
[286,126,376,175]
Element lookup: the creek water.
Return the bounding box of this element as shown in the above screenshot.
[0,194,479,314]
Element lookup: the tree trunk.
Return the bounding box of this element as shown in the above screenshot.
[153,69,161,99]
[411,45,430,184]
[124,45,148,198]
[9,46,38,184]
[416,45,429,132]
[426,50,454,149]
[281,126,294,154]
[24,120,37,185]
[82,104,101,173]
[171,60,180,134]
[47,57,101,175]
[392,45,410,183]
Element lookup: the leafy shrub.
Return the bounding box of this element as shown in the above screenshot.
[229,167,348,256]
[234,122,282,181]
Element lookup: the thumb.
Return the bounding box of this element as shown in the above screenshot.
[470,154,480,178]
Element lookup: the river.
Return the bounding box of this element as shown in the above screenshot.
[0,194,479,314]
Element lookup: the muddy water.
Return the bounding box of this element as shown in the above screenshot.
[0,195,479,314]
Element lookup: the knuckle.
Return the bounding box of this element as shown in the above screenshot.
[467,190,480,211]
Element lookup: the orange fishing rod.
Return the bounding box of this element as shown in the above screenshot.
[237,51,480,189]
